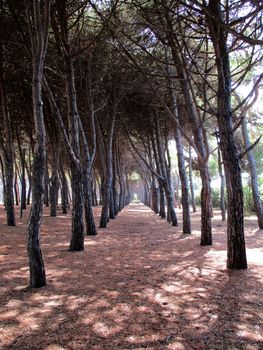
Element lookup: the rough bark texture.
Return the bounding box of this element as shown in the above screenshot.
[206,0,247,269]
[26,0,50,288]
[69,163,84,251]
[83,170,97,235]
[200,166,212,245]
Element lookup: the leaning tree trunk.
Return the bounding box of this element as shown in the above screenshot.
[242,115,263,229]
[27,0,50,288]
[206,0,247,268]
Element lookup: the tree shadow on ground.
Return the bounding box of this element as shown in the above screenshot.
[0,204,262,349]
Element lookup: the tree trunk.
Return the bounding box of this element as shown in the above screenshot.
[44,164,49,207]
[200,166,212,245]
[206,0,247,268]
[0,50,15,226]
[217,145,226,221]
[99,114,115,228]
[50,168,59,217]
[242,115,263,228]
[189,144,197,213]
[83,169,97,235]
[109,187,115,219]
[14,171,19,206]
[60,161,68,214]
[70,163,84,251]
[20,147,27,211]
[151,176,159,214]
[170,76,191,232]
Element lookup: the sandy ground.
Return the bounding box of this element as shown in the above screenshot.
[0,203,263,350]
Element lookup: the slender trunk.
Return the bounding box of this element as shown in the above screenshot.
[242,116,263,228]
[20,148,27,211]
[14,172,19,206]
[27,181,32,205]
[64,44,85,250]
[170,78,191,232]
[50,167,59,217]
[217,146,226,221]
[0,51,15,226]
[155,125,177,226]
[174,125,191,233]
[169,45,212,242]
[99,115,115,228]
[189,144,197,213]
[26,151,32,205]
[60,161,68,214]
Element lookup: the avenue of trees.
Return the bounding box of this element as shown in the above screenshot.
[0,0,262,288]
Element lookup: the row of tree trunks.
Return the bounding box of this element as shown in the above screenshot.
[0,46,16,226]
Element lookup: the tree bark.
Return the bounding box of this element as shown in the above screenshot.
[241,115,263,228]
[27,0,50,287]
[189,144,197,213]
[206,0,247,268]
[69,163,84,251]
[0,49,15,226]
[217,144,226,221]
[170,89,191,233]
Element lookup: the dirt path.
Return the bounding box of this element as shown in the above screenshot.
[0,204,263,350]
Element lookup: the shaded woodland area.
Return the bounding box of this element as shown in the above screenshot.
[0,0,263,349]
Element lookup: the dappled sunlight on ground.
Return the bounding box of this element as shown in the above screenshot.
[0,204,262,349]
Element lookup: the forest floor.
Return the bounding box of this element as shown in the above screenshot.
[0,204,263,350]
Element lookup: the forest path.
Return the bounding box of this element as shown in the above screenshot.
[0,203,263,350]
